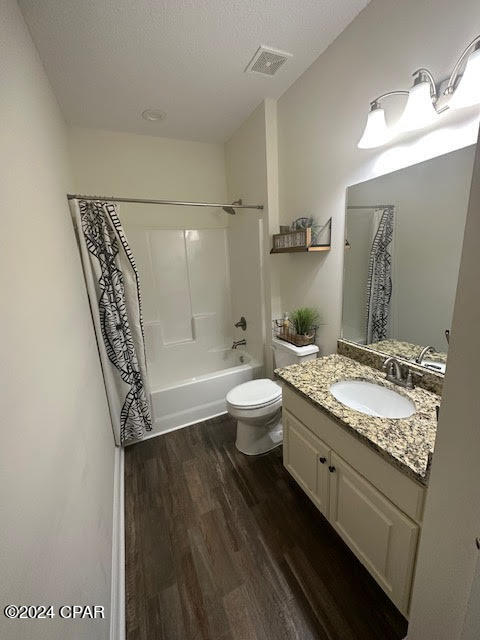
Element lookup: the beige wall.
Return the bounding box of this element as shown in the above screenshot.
[225,100,279,372]
[0,2,115,639]
[275,0,480,355]
[68,127,228,230]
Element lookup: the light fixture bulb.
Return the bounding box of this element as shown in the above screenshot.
[358,105,392,149]
[396,81,439,134]
[448,46,480,110]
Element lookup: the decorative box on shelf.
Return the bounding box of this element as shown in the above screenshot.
[270,218,331,254]
[273,319,316,347]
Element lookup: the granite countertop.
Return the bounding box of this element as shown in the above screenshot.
[275,354,440,485]
[368,339,447,364]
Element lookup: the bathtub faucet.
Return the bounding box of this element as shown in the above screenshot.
[232,339,246,349]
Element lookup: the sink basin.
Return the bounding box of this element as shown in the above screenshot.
[329,379,415,419]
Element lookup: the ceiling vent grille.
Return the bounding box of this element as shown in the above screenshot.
[245,46,292,76]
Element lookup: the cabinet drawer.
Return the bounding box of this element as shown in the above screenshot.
[284,410,330,517]
[329,452,419,616]
[282,385,425,523]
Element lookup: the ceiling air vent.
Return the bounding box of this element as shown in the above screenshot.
[245,46,292,77]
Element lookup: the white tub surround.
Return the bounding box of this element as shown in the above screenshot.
[121,224,266,435]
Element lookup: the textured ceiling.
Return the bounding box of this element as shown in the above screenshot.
[19,0,369,142]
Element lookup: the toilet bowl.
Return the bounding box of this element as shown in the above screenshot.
[226,379,283,455]
[226,337,319,455]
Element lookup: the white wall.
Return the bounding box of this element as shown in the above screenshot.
[407,130,480,640]
[68,126,228,229]
[0,2,115,639]
[346,145,475,348]
[275,0,480,355]
[225,101,279,372]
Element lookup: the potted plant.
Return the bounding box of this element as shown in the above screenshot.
[288,307,320,346]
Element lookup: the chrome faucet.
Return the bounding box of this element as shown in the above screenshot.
[415,345,435,364]
[232,339,246,349]
[383,356,414,389]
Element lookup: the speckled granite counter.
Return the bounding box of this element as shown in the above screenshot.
[338,339,444,395]
[275,354,440,485]
[369,339,447,364]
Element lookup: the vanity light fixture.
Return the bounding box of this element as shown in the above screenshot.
[358,34,480,149]
[395,69,439,134]
[358,92,408,148]
[444,35,480,110]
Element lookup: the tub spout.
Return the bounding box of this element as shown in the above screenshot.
[232,339,246,349]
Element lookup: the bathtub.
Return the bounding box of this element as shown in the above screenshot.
[148,350,263,435]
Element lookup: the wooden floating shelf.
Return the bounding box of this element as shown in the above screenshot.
[270,245,331,254]
[271,220,332,254]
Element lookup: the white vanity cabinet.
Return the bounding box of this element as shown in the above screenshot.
[282,385,425,617]
[328,451,419,615]
[284,410,330,517]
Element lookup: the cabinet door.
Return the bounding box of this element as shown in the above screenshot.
[283,411,330,517]
[328,452,419,615]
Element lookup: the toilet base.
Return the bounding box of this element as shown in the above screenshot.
[235,415,283,456]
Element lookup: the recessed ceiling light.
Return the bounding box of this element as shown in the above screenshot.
[141,109,167,122]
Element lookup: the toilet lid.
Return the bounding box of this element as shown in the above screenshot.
[226,379,282,409]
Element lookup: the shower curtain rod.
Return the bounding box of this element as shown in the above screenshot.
[67,194,264,210]
[347,204,393,209]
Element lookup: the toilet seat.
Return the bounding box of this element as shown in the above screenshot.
[226,379,281,410]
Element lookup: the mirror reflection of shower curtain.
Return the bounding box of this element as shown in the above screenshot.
[70,199,152,446]
[365,206,394,344]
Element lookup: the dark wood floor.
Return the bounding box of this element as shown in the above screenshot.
[125,415,407,640]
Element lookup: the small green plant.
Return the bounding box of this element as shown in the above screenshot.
[290,307,320,336]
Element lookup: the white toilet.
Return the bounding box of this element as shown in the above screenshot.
[226,337,319,455]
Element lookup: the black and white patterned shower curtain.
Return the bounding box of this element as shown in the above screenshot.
[70,199,152,445]
[365,206,394,344]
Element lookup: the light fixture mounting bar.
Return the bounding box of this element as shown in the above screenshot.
[358,33,480,149]
[370,90,409,108]
[444,34,480,95]
[412,68,438,100]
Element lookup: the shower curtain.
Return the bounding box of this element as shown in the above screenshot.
[70,199,152,445]
[365,206,394,344]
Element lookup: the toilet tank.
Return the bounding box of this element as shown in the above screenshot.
[272,337,319,369]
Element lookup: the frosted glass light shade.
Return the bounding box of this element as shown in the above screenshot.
[396,81,439,134]
[358,107,392,149]
[448,47,480,110]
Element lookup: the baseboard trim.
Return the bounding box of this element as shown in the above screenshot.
[124,410,229,446]
[110,446,125,640]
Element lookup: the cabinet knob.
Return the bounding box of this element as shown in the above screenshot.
[319,456,326,464]
[328,465,336,473]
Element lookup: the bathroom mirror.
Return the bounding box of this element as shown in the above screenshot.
[342,144,476,375]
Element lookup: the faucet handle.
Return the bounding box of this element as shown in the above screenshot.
[382,356,396,372]
[406,369,413,389]
[234,316,247,331]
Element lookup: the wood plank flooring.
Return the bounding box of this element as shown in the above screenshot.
[125,414,408,640]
